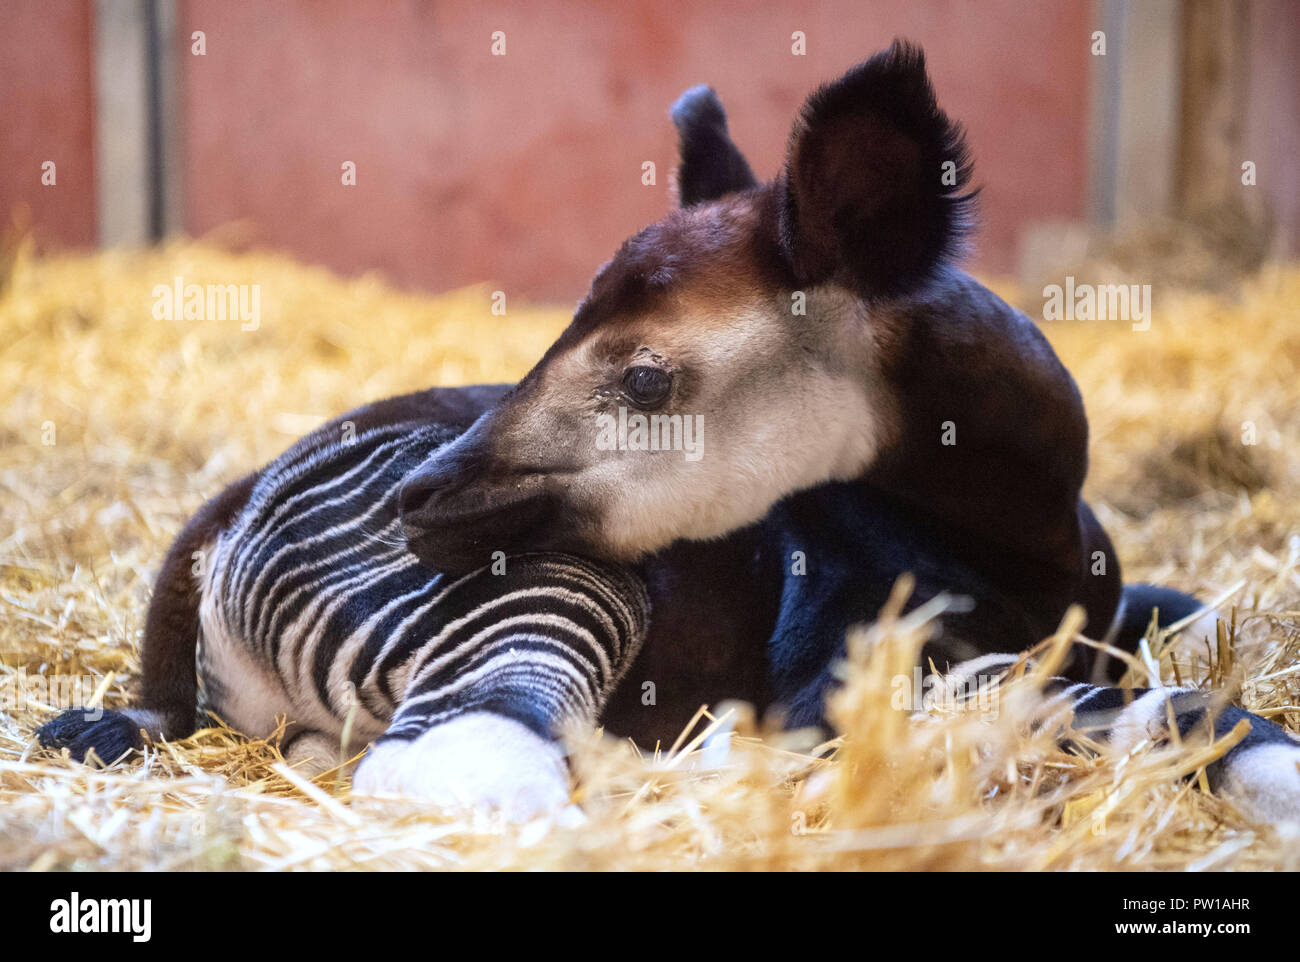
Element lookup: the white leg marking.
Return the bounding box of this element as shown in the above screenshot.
[1216,743,1300,826]
[1179,609,1220,647]
[1108,688,1186,754]
[352,712,572,821]
[944,653,1020,688]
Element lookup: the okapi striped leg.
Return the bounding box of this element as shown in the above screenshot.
[352,554,649,820]
[947,654,1300,825]
[1066,683,1300,824]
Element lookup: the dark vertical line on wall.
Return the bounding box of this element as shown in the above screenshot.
[1088,0,1123,229]
[145,0,165,241]
[94,0,151,246]
[157,0,184,239]
[1088,0,1181,232]
[1097,0,1123,227]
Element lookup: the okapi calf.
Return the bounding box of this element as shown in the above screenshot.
[40,43,1299,824]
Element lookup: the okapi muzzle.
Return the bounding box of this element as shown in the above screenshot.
[399,399,597,573]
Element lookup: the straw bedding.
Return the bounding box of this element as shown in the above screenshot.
[1,238,1298,871]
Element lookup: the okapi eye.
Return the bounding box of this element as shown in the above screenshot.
[621,366,673,409]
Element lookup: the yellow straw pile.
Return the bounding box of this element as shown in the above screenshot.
[1,239,1297,870]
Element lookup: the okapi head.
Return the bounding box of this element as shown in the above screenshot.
[401,41,974,572]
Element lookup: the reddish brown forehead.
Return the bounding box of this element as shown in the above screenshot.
[554,187,793,349]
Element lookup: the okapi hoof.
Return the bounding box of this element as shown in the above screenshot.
[36,708,145,765]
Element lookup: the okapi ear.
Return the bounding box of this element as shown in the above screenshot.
[671,85,758,207]
[779,40,974,298]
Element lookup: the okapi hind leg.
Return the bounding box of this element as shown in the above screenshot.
[1067,683,1300,826]
[945,655,1300,826]
[352,554,650,820]
[36,473,259,763]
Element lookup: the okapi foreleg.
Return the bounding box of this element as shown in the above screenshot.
[352,554,649,819]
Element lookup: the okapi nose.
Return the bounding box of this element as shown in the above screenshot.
[398,469,464,519]
[400,411,498,521]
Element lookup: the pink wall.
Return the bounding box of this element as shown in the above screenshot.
[0,0,96,249]
[178,0,1091,300]
[1244,0,1300,259]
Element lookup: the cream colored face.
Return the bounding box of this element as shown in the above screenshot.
[479,283,894,561]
